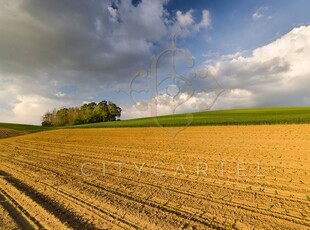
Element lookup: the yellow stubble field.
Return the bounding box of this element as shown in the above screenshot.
[0,125,309,229]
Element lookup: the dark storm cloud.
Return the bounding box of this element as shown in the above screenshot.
[0,0,168,92]
[0,0,174,123]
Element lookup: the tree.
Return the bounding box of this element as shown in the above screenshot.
[93,100,106,122]
[79,102,96,123]
[67,107,79,125]
[55,108,69,126]
[107,101,121,121]
[41,100,121,127]
[41,112,54,127]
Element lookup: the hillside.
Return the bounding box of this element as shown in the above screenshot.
[0,123,53,133]
[0,127,27,139]
[68,106,310,128]
[1,107,310,134]
[0,123,53,139]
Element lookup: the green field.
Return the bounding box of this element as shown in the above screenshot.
[67,106,310,128]
[1,107,310,133]
[0,123,53,133]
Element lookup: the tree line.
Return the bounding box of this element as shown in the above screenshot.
[42,100,122,127]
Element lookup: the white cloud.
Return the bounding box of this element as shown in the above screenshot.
[122,76,223,119]
[55,92,66,97]
[252,7,270,21]
[205,25,310,109]
[198,10,211,28]
[122,90,222,119]
[0,90,60,125]
[174,9,211,37]
[123,25,310,118]
[107,6,118,22]
[176,10,194,27]
[12,95,58,125]
[253,12,263,20]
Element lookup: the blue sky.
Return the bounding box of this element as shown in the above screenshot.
[168,0,310,58]
[0,0,310,124]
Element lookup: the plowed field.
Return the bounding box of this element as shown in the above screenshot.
[0,128,26,139]
[0,125,309,229]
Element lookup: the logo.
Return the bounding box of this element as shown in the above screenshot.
[125,33,223,145]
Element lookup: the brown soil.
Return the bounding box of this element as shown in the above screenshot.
[0,128,27,139]
[0,125,309,229]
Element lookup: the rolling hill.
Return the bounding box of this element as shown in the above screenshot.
[69,106,310,128]
[0,107,309,136]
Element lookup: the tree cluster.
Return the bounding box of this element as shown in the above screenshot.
[42,100,121,127]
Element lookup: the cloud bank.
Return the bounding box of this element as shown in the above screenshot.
[0,0,213,124]
[123,25,310,119]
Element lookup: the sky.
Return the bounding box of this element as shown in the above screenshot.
[0,0,310,124]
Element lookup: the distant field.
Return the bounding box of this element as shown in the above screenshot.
[0,123,52,133]
[69,106,310,128]
[1,107,309,133]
